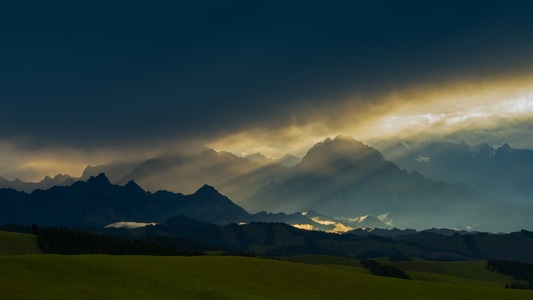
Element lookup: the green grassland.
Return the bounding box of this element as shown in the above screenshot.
[0,232,531,299]
[0,255,531,300]
[0,231,41,255]
[380,259,522,286]
[285,255,523,287]
[283,254,365,267]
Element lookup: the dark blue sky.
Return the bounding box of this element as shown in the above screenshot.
[2,0,533,179]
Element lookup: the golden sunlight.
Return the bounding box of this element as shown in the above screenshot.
[210,74,533,157]
[364,76,533,142]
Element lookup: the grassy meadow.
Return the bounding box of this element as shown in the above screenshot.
[2,255,533,300]
[380,258,523,287]
[0,231,41,255]
[1,231,532,299]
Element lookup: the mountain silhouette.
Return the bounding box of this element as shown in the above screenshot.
[2,137,532,232]
[81,147,291,206]
[381,140,533,204]
[0,173,249,227]
[0,174,76,193]
[1,173,382,232]
[276,153,302,167]
[251,136,525,231]
[245,152,302,167]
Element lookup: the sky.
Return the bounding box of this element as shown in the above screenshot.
[2,0,533,181]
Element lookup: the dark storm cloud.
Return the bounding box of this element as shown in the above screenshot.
[1,0,533,150]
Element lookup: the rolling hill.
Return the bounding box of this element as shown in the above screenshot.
[1,255,532,300]
[0,231,41,255]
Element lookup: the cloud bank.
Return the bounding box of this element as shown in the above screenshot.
[2,1,533,179]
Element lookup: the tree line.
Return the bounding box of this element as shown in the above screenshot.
[487,259,533,290]
[18,224,205,256]
[360,259,410,280]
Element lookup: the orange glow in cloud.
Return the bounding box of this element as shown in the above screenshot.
[4,75,533,181]
[364,77,533,142]
[210,74,533,157]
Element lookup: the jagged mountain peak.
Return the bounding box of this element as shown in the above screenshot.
[496,143,512,155]
[312,135,378,156]
[194,184,221,197]
[0,174,251,226]
[245,152,270,163]
[297,136,386,170]
[500,142,511,149]
[124,180,145,193]
[470,142,495,158]
[276,153,301,167]
[86,173,112,186]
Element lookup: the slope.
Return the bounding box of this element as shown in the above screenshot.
[0,174,75,193]
[0,174,249,227]
[251,136,522,231]
[380,140,533,205]
[91,147,291,205]
[1,255,532,300]
[0,231,41,255]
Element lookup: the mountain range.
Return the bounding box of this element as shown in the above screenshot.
[0,174,247,227]
[0,173,389,231]
[0,174,76,194]
[380,140,533,205]
[88,148,293,204]
[1,135,532,232]
[251,136,528,231]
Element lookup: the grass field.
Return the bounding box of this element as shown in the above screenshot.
[283,255,523,286]
[0,232,531,299]
[376,258,523,287]
[0,231,41,255]
[1,255,532,300]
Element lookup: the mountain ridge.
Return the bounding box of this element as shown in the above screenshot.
[0,173,390,232]
[380,140,533,204]
[0,173,249,227]
[251,136,527,231]
[0,174,76,193]
[2,136,533,232]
